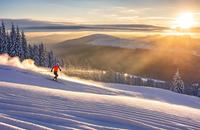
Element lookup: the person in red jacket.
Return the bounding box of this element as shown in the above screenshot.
[51,63,62,80]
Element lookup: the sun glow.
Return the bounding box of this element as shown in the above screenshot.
[175,12,195,29]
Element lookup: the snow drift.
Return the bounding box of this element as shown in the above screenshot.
[0,54,200,130]
[0,53,45,72]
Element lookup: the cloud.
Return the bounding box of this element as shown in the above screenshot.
[0,18,74,29]
[91,6,140,16]
[144,17,174,20]
[24,24,167,32]
[86,6,166,24]
[117,16,139,20]
[0,18,168,32]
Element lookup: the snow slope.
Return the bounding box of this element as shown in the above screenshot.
[0,54,200,130]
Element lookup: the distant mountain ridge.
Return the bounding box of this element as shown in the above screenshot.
[0,18,74,29]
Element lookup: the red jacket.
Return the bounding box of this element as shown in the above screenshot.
[51,65,61,72]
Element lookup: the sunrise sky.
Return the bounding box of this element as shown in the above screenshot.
[1,0,200,27]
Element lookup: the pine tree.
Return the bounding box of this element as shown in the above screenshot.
[9,24,17,56]
[28,44,34,59]
[48,50,54,68]
[33,45,40,65]
[0,22,59,68]
[1,22,8,53]
[53,56,59,66]
[0,23,3,53]
[21,31,29,59]
[60,59,65,67]
[38,43,46,66]
[44,46,49,67]
[172,68,185,93]
[6,31,11,54]
[16,26,23,60]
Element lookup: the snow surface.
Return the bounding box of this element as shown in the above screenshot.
[0,54,200,130]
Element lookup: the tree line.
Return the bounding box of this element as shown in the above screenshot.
[0,22,62,67]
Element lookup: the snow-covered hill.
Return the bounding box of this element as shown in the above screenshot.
[0,54,200,130]
[57,34,153,49]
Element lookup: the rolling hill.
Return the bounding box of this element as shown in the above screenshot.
[52,34,200,83]
[56,34,153,49]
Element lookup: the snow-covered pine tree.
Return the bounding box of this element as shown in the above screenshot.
[6,31,11,54]
[44,46,49,67]
[9,24,17,57]
[2,22,8,54]
[172,68,185,93]
[0,23,3,53]
[38,43,46,66]
[53,56,59,66]
[48,50,54,68]
[0,22,60,68]
[16,26,23,60]
[33,45,40,65]
[28,44,34,59]
[21,31,29,59]
[60,59,65,67]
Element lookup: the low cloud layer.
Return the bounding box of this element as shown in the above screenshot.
[0,18,168,32]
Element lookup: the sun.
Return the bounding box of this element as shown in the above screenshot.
[175,12,195,29]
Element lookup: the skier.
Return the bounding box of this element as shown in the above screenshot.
[51,63,62,80]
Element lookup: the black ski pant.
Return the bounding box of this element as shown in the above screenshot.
[54,71,58,79]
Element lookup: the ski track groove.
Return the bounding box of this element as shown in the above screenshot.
[0,114,52,130]
[1,92,199,130]
[0,122,26,130]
